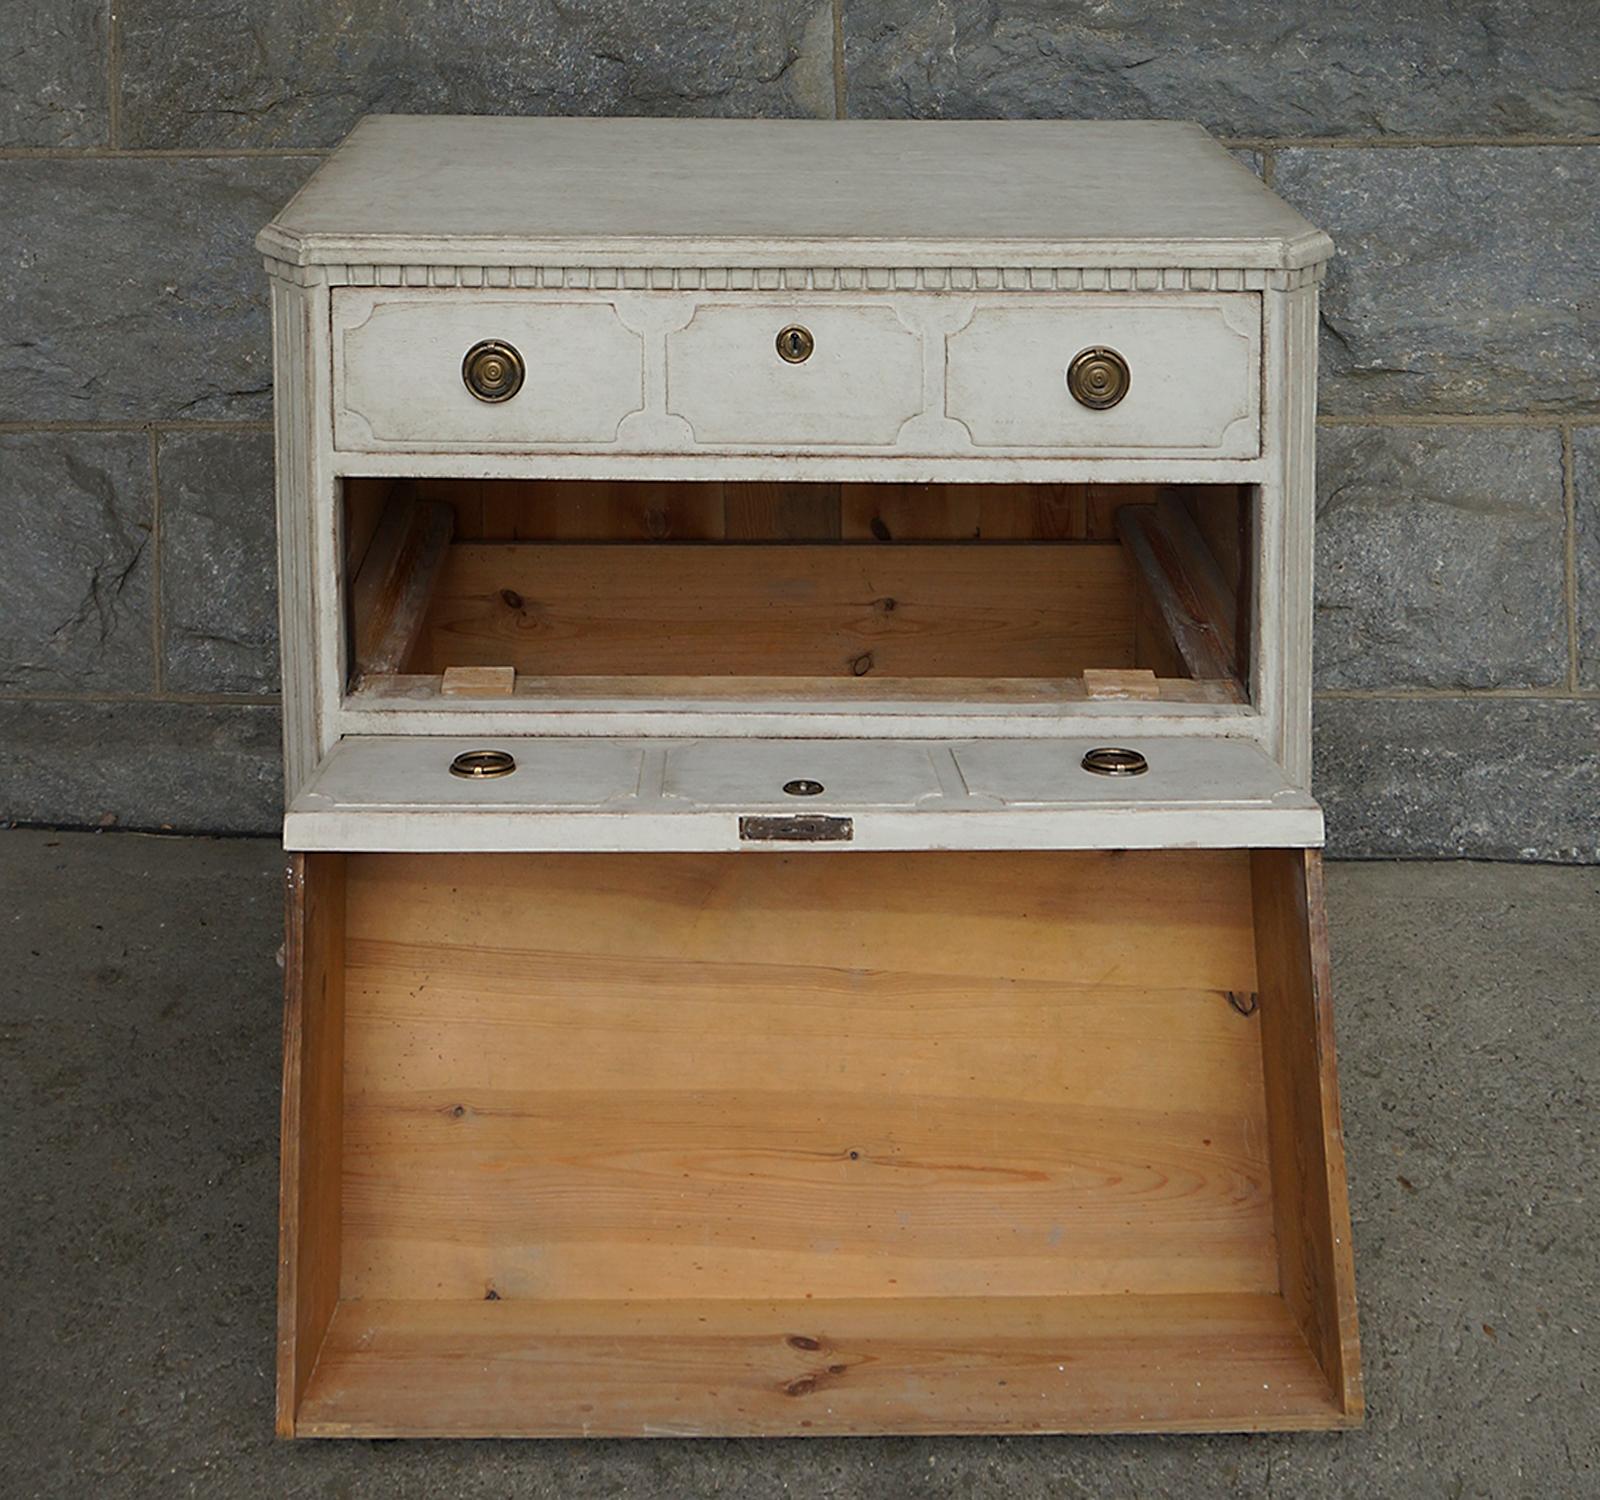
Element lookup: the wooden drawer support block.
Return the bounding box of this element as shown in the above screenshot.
[276,848,1360,1437]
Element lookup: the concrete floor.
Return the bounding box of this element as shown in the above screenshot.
[1,830,1595,1499]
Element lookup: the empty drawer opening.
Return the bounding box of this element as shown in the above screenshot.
[341,478,1254,711]
[279,847,1359,1436]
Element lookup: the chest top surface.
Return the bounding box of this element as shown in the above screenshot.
[258,116,1330,271]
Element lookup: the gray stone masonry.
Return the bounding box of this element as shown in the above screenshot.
[2,2,1597,857]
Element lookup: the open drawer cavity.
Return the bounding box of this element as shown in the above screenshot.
[341,478,1255,718]
[278,846,1360,1437]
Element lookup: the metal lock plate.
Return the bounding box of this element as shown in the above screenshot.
[776,324,814,364]
[739,814,854,842]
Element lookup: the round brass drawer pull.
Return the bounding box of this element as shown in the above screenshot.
[462,339,525,402]
[450,748,518,779]
[1081,746,1148,777]
[1067,346,1131,410]
[776,324,814,364]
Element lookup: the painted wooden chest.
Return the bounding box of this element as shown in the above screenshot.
[260,116,1360,1437]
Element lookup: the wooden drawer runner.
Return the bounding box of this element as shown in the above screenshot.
[278,847,1361,1437]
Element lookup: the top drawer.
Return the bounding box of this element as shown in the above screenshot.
[331,289,1260,459]
[333,292,646,451]
[945,295,1261,458]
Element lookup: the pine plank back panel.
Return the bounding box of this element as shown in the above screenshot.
[405,543,1137,679]
[335,851,1268,1307]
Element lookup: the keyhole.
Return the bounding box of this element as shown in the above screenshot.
[776,324,813,364]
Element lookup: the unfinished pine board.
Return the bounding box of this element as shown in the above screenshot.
[341,477,396,574]
[439,665,514,697]
[338,848,1265,1305]
[1185,485,1249,595]
[1251,849,1363,1416]
[405,542,1135,679]
[838,482,1139,540]
[480,478,728,541]
[1083,668,1161,699]
[722,481,844,541]
[395,478,1164,545]
[296,1292,1341,1437]
[277,847,1359,1436]
[276,852,346,1436]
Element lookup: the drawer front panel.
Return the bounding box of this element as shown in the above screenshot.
[946,296,1261,457]
[284,736,1322,852]
[666,303,923,446]
[334,292,644,450]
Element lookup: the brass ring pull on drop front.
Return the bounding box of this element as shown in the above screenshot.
[1067,346,1131,410]
[450,749,518,779]
[462,340,526,402]
[1081,746,1148,777]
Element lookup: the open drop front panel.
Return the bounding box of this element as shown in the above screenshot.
[277,845,1360,1437]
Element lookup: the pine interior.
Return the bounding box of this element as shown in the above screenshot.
[342,479,1250,691]
[280,847,1356,1436]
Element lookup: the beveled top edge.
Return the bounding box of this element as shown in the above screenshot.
[258,116,1332,270]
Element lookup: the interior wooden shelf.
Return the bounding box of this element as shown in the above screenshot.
[295,1292,1345,1438]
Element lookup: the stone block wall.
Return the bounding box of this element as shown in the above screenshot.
[2,2,1596,856]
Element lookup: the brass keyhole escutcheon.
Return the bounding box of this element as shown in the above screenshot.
[1081,746,1148,777]
[462,339,525,402]
[776,324,814,364]
[1067,346,1131,410]
[450,748,518,779]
